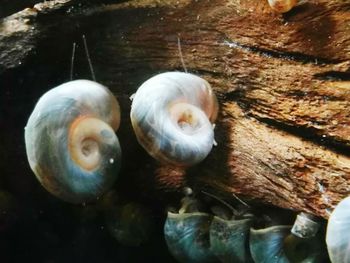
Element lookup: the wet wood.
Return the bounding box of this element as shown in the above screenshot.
[1,0,350,219]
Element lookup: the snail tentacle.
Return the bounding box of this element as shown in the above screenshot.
[25,79,121,203]
[130,72,218,166]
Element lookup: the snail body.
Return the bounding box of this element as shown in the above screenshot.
[25,80,121,203]
[268,0,297,13]
[130,72,218,166]
[326,196,350,263]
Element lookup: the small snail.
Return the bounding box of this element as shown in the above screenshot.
[268,0,297,13]
[164,195,217,263]
[250,213,326,263]
[210,215,254,263]
[130,72,218,167]
[250,225,292,263]
[101,191,155,246]
[326,196,350,263]
[24,80,121,203]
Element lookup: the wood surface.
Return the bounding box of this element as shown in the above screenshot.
[1,0,350,219]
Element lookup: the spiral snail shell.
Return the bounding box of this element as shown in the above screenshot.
[24,80,121,203]
[268,0,297,13]
[130,72,218,167]
[326,196,350,263]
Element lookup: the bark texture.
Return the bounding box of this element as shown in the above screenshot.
[1,0,350,219]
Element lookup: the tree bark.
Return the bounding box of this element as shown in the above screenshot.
[1,0,350,219]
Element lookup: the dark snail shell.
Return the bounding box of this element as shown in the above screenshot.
[250,224,327,263]
[164,211,218,263]
[250,225,292,263]
[25,80,121,203]
[130,72,218,167]
[106,202,154,246]
[210,216,254,263]
[284,234,328,263]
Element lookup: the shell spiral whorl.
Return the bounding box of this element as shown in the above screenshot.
[130,72,218,167]
[25,80,121,203]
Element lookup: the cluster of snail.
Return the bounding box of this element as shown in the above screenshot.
[23,1,349,260]
[24,71,218,204]
[164,190,328,263]
[24,71,350,262]
[23,0,300,204]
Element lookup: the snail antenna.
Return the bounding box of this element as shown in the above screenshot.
[70,42,76,81]
[201,190,239,215]
[177,36,188,73]
[82,34,96,81]
[231,192,250,208]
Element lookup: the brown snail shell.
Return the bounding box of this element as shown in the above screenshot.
[268,0,297,13]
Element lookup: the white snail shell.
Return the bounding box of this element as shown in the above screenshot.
[268,0,297,13]
[326,196,350,263]
[130,72,218,167]
[24,80,121,203]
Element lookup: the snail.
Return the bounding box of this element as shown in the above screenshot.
[100,191,155,246]
[205,190,254,263]
[164,194,218,263]
[250,212,326,263]
[210,213,254,263]
[250,225,292,263]
[130,72,218,167]
[267,0,297,13]
[24,79,121,203]
[326,196,350,263]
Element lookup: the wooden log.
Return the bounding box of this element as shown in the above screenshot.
[1,0,350,219]
[0,0,42,18]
